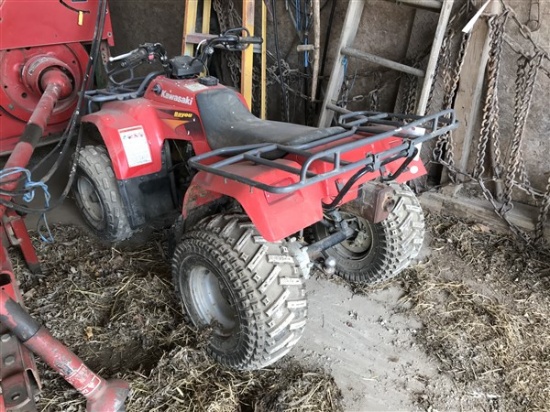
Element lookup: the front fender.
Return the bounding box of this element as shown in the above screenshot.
[185,161,324,242]
[82,99,168,180]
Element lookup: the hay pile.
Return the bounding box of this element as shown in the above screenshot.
[394,214,550,411]
[12,225,342,412]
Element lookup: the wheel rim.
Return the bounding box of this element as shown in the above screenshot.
[76,175,106,230]
[184,264,237,337]
[339,213,374,257]
[319,212,375,261]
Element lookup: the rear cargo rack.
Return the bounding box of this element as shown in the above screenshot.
[189,109,458,194]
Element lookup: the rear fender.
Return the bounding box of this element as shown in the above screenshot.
[185,161,324,242]
[81,100,169,180]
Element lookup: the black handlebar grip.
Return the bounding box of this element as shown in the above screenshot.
[240,36,263,45]
[122,48,148,67]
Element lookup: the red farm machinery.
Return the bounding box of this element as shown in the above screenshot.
[1,1,128,411]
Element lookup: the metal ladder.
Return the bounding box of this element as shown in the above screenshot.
[182,0,267,118]
[318,0,455,127]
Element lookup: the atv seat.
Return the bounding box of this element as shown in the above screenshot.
[196,88,345,154]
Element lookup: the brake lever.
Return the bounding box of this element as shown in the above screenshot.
[108,50,136,63]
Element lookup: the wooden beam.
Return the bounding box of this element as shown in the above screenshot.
[341,47,426,77]
[318,0,366,127]
[453,18,491,178]
[241,0,255,108]
[182,0,198,56]
[392,0,443,11]
[416,0,454,116]
[261,0,267,119]
[202,0,211,35]
[419,190,550,240]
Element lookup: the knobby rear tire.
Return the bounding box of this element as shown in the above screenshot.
[172,214,307,370]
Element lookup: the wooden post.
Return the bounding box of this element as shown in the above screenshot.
[453,20,491,177]
[318,0,366,127]
[182,0,198,56]
[261,0,267,119]
[241,0,255,108]
[202,0,212,34]
[416,0,454,116]
[453,0,502,178]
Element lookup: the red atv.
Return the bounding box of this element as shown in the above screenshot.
[73,30,457,370]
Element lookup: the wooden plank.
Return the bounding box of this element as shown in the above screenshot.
[318,0,366,128]
[182,0,198,56]
[261,0,267,119]
[310,0,321,102]
[420,190,550,240]
[416,0,454,115]
[453,19,491,178]
[392,0,443,11]
[202,0,211,34]
[341,47,426,77]
[241,0,255,108]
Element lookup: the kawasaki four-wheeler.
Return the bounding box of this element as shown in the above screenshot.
[73,31,458,370]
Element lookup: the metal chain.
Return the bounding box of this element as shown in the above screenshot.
[266,58,302,119]
[425,3,469,115]
[431,28,454,162]
[368,72,383,112]
[432,28,471,181]
[501,51,543,212]
[466,11,535,242]
[402,74,418,114]
[474,12,508,180]
[438,31,471,181]
[213,0,241,88]
[536,176,550,243]
[401,57,419,114]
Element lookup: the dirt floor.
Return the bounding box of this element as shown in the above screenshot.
[8,193,550,411]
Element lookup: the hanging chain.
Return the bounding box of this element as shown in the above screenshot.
[431,28,454,162]
[474,12,508,180]
[535,176,550,243]
[434,10,533,243]
[403,73,418,115]
[432,27,471,180]
[213,0,263,113]
[213,0,242,89]
[465,11,534,243]
[425,2,469,115]
[368,72,383,112]
[401,57,420,114]
[501,51,544,213]
[437,30,471,181]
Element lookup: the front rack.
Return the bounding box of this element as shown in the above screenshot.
[188,109,458,194]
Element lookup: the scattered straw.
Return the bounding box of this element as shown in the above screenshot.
[397,214,550,411]
[10,225,342,412]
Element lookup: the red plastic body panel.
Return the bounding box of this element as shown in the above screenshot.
[82,76,228,179]
[0,0,114,50]
[190,162,325,242]
[88,76,427,241]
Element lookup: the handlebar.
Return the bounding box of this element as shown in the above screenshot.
[203,28,263,53]
[108,50,135,63]
[93,28,262,102]
[120,47,149,68]
[240,36,263,45]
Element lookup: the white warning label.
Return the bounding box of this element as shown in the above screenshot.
[118,126,152,167]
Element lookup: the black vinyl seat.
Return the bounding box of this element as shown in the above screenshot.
[196,88,345,152]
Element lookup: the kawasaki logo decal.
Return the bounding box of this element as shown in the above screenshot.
[161,90,194,105]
